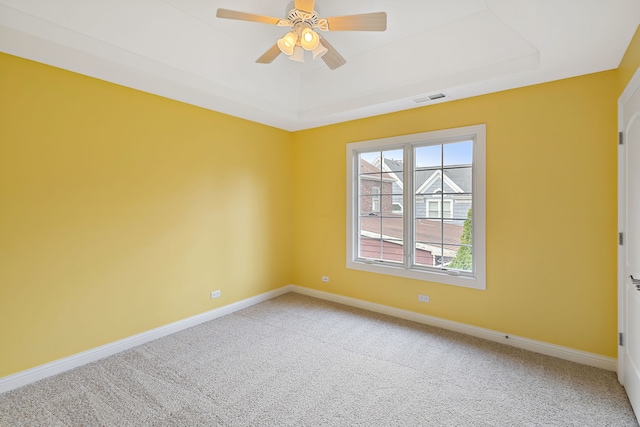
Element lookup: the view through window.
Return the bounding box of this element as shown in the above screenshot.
[347,125,485,290]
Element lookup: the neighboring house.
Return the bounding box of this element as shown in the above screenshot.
[360,157,471,268]
[359,158,396,215]
[415,167,472,226]
[372,157,472,225]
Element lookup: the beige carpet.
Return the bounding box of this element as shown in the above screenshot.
[0,293,637,426]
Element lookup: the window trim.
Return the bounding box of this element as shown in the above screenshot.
[346,124,486,290]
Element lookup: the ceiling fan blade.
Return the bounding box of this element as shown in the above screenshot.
[216,9,281,25]
[324,12,387,31]
[294,0,315,13]
[319,37,346,70]
[256,43,282,64]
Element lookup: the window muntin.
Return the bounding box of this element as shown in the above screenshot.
[346,125,486,290]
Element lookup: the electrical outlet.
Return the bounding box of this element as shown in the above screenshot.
[210,290,221,299]
[321,276,329,283]
[418,294,430,303]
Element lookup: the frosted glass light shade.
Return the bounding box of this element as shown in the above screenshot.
[312,42,328,60]
[277,32,298,55]
[300,28,320,51]
[288,45,305,62]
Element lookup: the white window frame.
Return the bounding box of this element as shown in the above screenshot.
[346,124,486,290]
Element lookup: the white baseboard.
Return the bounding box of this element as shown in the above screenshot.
[289,285,617,372]
[0,284,616,395]
[0,286,290,394]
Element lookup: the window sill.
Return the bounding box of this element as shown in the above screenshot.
[347,259,486,290]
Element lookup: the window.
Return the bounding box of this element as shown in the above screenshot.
[346,125,486,290]
[426,199,453,219]
[371,186,380,212]
[443,200,453,218]
[428,200,440,218]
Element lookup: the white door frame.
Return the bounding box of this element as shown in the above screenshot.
[619,66,640,383]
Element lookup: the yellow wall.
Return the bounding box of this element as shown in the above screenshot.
[3,27,640,379]
[0,53,294,377]
[618,25,640,95]
[292,71,619,357]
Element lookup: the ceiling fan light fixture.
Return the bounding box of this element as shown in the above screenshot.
[217,5,388,70]
[311,42,328,60]
[289,45,305,62]
[300,28,320,50]
[277,31,298,55]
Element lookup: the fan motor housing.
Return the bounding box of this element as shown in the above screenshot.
[287,9,319,26]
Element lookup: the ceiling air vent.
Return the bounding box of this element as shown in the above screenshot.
[413,93,447,104]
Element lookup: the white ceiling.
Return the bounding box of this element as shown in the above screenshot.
[1,0,639,131]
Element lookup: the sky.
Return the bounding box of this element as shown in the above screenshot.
[360,140,473,169]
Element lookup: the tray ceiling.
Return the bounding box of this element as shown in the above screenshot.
[1,0,638,130]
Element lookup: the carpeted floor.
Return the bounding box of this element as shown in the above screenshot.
[0,292,637,426]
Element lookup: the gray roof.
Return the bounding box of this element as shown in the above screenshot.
[443,167,472,193]
[381,158,471,194]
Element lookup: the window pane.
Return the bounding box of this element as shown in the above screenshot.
[386,171,403,194]
[415,194,440,219]
[415,241,444,267]
[443,221,464,245]
[428,201,440,218]
[447,245,473,271]
[382,239,403,263]
[452,201,472,223]
[437,247,457,268]
[415,145,441,169]
[414,243,435,266]
[442,200,453,218]
[444,141,473,166]
[382,218,404,263]
[360,196,382,215]
[415,218,442,244]
[419,194,443,219]
[359,152,382,172]
[454,211,473,245]
[382,149,403,166]
[381,195,402,216]
[371,186,381,212]
[443,167,472,194]
[359,216,381,259]
[416,170,442,195]
[359,174,382,195]
[360,237,381,260]
[382,217,403,241]
[360,215,380,235]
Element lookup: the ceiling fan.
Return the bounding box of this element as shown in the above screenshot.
[216,0,387,70]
